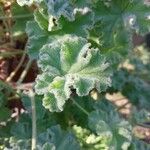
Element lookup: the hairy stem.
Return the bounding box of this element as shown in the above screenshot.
[0,14,33,20]
[17,60,32,84]
[6,51,26,82]
[30,90,36,150]
[0,50,24,58]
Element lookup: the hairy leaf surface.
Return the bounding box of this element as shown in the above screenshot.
[88,100,132,149]
[38,125,80,150]
[88,0,150,65]
[26,7,93,59]
[17,0,43,6]
[35,36,111,112]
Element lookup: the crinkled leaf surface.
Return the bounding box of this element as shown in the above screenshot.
[38,125,80,150]
[34,9,49,31]
[26,8,93,59]
[46,0,74,21]
[10,114,32,139]
[17,0,43,6]
[6,137,31,150]
[45,0,92,31]
[131,139,150,150]
[88,0,150,65]
[132,109,150,125]
[26,0,150,63]
[112,68,150,107]
[35,36,111,112]
[41,142,55,150]
[91,0,150,47]
[26,21,49,59]
[22,94,46,120]
[88,100,132,150]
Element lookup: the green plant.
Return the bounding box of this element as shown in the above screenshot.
[0,0,150,149]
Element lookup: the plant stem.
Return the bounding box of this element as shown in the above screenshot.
[71,98,89,116]
[0,14,33,20]
[116,101,130,111]
[6,51,26,82]
[30,89,37,150]
[0,51,24,58]
[17,60,32,84]
[7,2,13,45]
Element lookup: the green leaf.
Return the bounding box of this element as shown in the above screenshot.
[56,9,93,35]
[88,100,132,149]
[88,0,150,65]
[0,92,5,107]
[17,0,33,6]
[27,7,93,59]
[12,4,33,36]
[112,68,150,107]
[92,0,150,40]
[26,21,49,59]
[42,77,68,112]
[89,1,129,49]
[17,0,43,6]
[46,0,74,21]
[34,9,49,31]
[7,137,31,150]
[10,114,32,139]
[88,110,112,136]
[45,0,93,31]
[42,143,55,150]
[132,109,150,125]
[131,139,150,150]
[21,94,46,120]
[35,36,111,112]
[35,71,56,95]
[0,108,11,122]
[38,125,80,150]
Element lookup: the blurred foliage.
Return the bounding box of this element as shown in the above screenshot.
[0,0,150,149]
